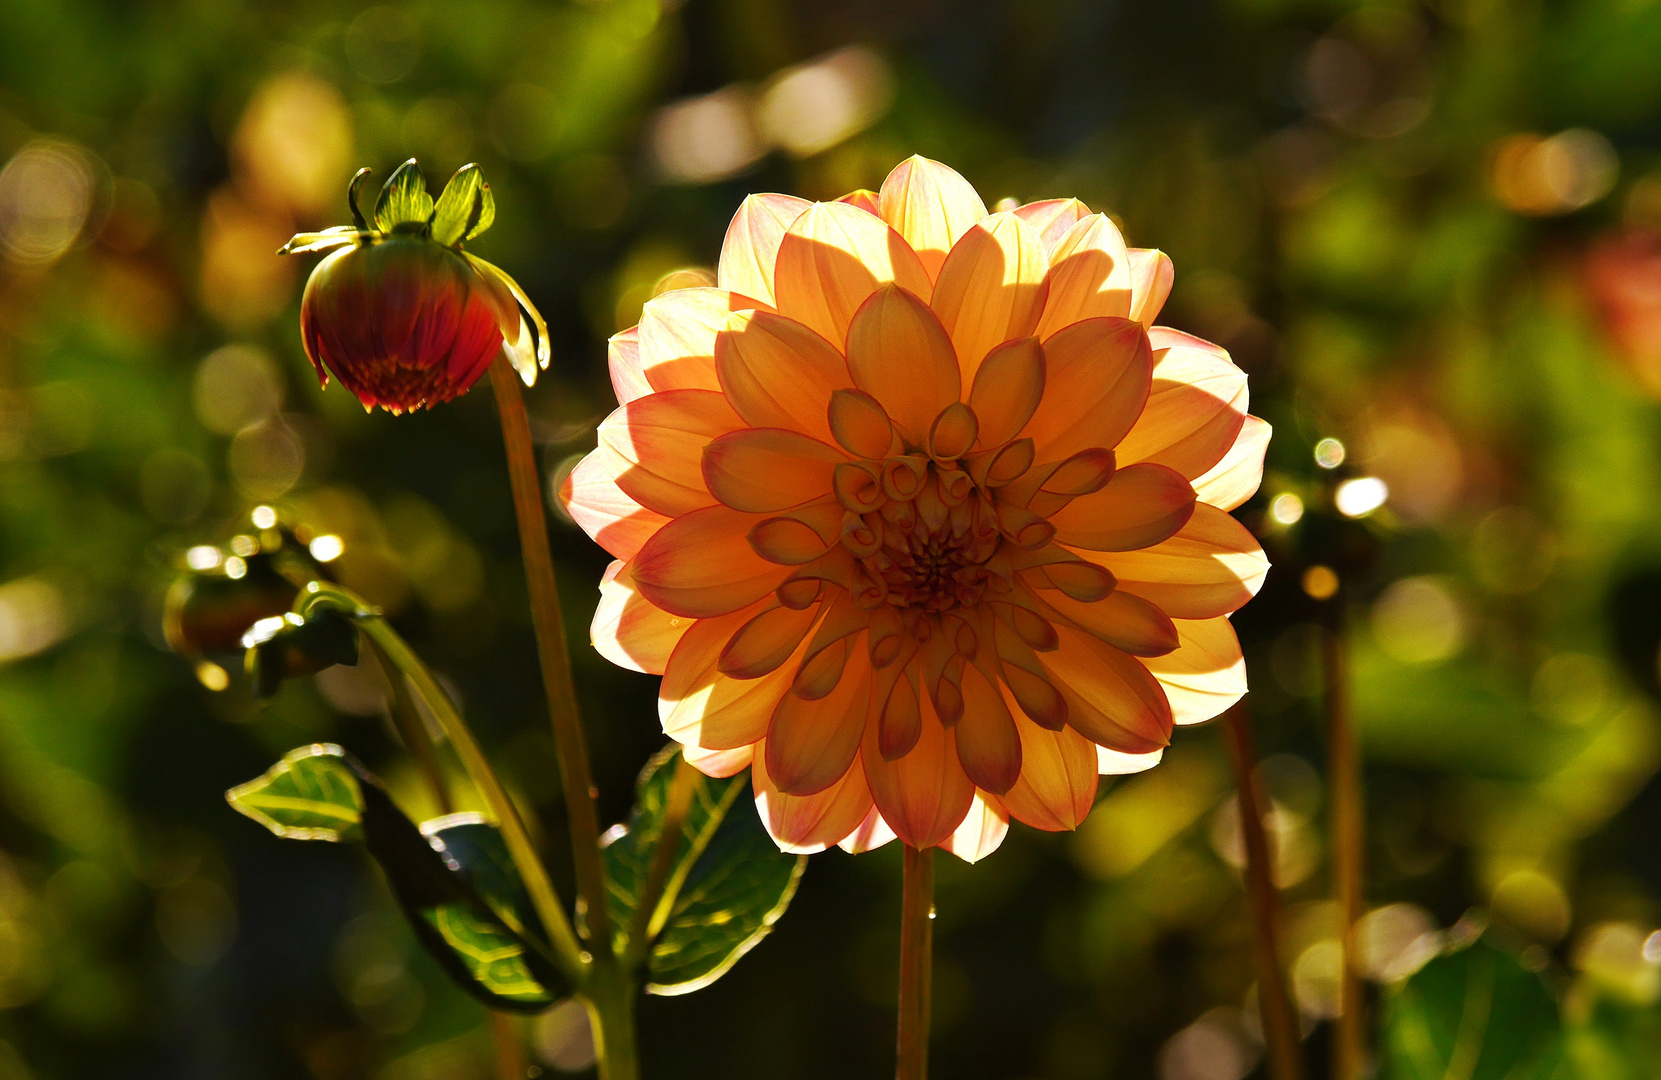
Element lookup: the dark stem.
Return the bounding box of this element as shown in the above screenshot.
[897,845,934,1080]
[490,1012,526,1080]
[1223,703,1305,1080]
[1324,615,1365,1080]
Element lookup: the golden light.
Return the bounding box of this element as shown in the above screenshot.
[309,535,345,562]
[1313,436,1345,468]
[756,46,895,158]
[649,88,763,183]
[0,577,69,663]
[1334,476,1387,517]
[193,345,285,436]
[1492,129,1618,217]
[185,546,223,571]
[1371,576,1465,664]
[232,73,354,217]
[1269,493,1305,525]
[1301,565,1339,600]
[0,140,98,266]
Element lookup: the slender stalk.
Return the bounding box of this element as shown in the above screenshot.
[897,845,935,1080]
[363,638,452,816]
[1323,617,1365,1080]
[490,1010,526,1080]
[584,974,640,1080]
[626,755,699,965]
[1222,703,1304,1080]
[301,584,586,978]
[487,358,614,956]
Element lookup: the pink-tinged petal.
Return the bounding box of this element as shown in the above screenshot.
[1041,588,1179,657]
[1049,462,1196,552]
[1043,624,1173,753]
[702,427,845,514]
[861,687,976,849]
[766,644,871,795]
[683,742,755,778]
[599,389,744,517]
[773,201,933,346]
[1194,415,1271,512]
[1141,616,1246,726]
[1035,214,1133,338]
[844,284,962,441]
[1012,198,1092,256]
[754,738,877,854]
[1115,329,1247,480]
[715,310,851,442]
[954,661,1022,795]
[633,505,792,618]
[969,337,1045,449]
[608,326,652,404]
[931,212,1050,381]
[637,288,761,394]
[718,193,812,308]
[1023,317,1152,463]
[593,560,691,675]
[559,444,672,561]
[1077,503,1268,619]
[1096,745,1164,775]
[838,804,899,853]
[660,598,804,749]
[836,189,882,215]
[877,155,988,280]
[1127,249,1174,327]
[939,791,1009,863]
[995,690,1099,831]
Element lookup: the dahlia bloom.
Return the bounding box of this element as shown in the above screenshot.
[562,157,1270,861]
[280,161,548,413]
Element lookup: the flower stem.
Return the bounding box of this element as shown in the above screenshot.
[897,845,934,1080]
[490,1012,526,1080]
[1222,703,1304,1080]
[1323,617,1365,1080]
[363,637,452,816]
[586,971,641,1080]
[626,754,699,967]
[487,358,613,953]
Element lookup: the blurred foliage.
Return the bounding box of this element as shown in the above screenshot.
[4,0,1661,1077]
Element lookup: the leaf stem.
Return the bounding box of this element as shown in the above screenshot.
[299,582,587,979]
[363,638,452,816]
[626,754,700,966]
[487,357,615,959]
[1324,616,1365,1080]
[1222,702,1304,1080]
[897,845,934,1080]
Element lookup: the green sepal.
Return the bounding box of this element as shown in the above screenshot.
[1385,932,1566,1080]
[226,743,365,841]
[347,167,375,230]
[601,746,806,995]
[430,164,495,246]
[374,159,435,233]
[242,609,358,700]
[227,744,567,1011]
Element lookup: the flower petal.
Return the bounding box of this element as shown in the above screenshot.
[969,337,1045,449]
[1127,249,1174,327]
[861,687,976,849]
[1023,317,1152,464]
[1096,745,1164,775]
[1035,214,1133,338]
[753,738,877,854]
[766,644,871,795]
[931,212,1049,382]
[995,694,1099,831]
[877,155,988,280]
[608,326,652,404]
[844,284,962,441]
[1114,329,1247,481]
[633,504,792,618]
[1141,616,1246,726]
[719,602,821,679]
[637,288,760,394]
[718,193,812,307]
[939,791,1009,863]
[559,443,674,561]
[1043,624,1172,753]
[593,560,690,675]
[773,201,933,347]
[1079,503,1267,619]
[1012,198,1092,256]
[703,428,844,513]
[661,598,803,748]
[954,661,1022,795]
[599,389,744,517]
[838,804,899,853]
[715,310,850,442]
[1042,588,1179,657]
[684,742,755,778]
[1049,462,1196,552]
[1193,415,1271,512]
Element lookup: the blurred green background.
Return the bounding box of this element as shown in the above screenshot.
[4,0,1661,1076]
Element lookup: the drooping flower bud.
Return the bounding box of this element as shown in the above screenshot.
[280,161,549,413]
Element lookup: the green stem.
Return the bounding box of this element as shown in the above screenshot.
[586,970,641,1080]
[625,755,699,967]
[362,637,452,816]
[298,582,587,980]
[1324,614,1365,1080]
[897,845,934,1080]
[487,358,615,959]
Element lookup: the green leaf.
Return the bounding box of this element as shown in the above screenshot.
[227,745,567,1011]
[1567,994,1661,1080]
[241,609,358,700]
[226,743,364,841]
[430,164,494,246]
[601,746,806,995]
[373,159,434,232]
[1385,934,1567,1080]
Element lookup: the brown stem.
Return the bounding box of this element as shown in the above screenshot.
[1323,617,1365,1080]
[1223,703,1305,1080]
[897,845,934,1080]
[488,357,614,957]
[491,1011,526,1080]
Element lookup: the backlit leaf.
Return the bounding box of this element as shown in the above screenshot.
[430,164,494,246]
[226,743,363,841]
[374,159,434,232]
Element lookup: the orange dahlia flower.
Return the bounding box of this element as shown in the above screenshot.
[562,157,1270,861]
